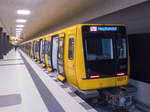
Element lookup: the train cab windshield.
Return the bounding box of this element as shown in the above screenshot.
[82,26,128,78]
[85,37,114,61]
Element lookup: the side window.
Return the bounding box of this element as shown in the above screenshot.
[37,42,39,51]
[32,42,34,51]
[68,38,74,60]
[34,42,37,52]
[35,41,38,52]
[58,37,64,60]
[42,40,45,54]
[48,40,51,56]
[44,40,49,54]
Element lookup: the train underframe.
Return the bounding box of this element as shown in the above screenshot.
[74,84,137,112]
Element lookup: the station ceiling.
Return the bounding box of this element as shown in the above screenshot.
[0,0,103,40]
[0,0,147,41]
[85,1,150,35]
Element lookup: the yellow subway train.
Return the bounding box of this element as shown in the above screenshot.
[21,24,129,90]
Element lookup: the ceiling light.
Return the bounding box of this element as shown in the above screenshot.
[17,10,31,15]
[16,32,21,34]
[16,19,27,23]
[16,34,21,36]
[16,24,24,28]
[16,33,20,36]
[16,32,21,35]
[16,25,24,27]
[16,32,22,35]
[16,30,22,33]
[16,35,20,37]
[16,28,23,31]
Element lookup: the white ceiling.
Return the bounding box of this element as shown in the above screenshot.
[0,0,146,41]
[0,0,103,40]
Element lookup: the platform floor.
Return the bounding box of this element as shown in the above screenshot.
[0,49,94,112]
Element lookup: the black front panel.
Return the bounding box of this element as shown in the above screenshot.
[82,25,128,79]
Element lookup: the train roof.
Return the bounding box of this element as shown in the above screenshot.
[21,24,125,45]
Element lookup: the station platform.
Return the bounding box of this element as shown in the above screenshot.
[0,49,96,112]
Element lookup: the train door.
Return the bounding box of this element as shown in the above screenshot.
[29,43,31,55]
[42,40,45,63]
[38,40,41,62]
[47,38,52,68]
[34,41,36,59]
[37,41,40,60]
[40,40,44,63]
[39,40,42,62]
[57,34,65,75]
[52,36,59,70]
[44,39,50,67]
[33,41,36,58]
[35,41,38,59]
[66,29,77,85]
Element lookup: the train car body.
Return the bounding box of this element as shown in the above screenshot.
[21,24,129,90]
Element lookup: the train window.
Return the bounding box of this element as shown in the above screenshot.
[85,38,113,60]
[42,40,45,54]
[47,39,51,67]
[58,37,64,60]
[32,42,34,52]
[44,40,49,54]
[34,42,36,54]
[68,38,74,60]
[117,38,127,59]
[35,41,39,52]
[37,41,40,52]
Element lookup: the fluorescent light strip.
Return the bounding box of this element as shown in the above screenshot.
[16,31,22,33]
[16,19,27,23]
[16,33,21,34]
[16,24,24,28]
[16,28,23,31]
[17,10,31,15]
[16,32,21,34]
[16,33,20,36]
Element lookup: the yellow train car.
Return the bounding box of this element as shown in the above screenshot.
[31,36,47,66]
[21,24,129,90]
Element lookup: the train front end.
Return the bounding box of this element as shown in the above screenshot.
[76,24,129,90]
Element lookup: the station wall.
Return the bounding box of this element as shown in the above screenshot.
[129,34,150,108]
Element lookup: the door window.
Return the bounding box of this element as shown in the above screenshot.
[52,37,59,70]
[44,40,49,54]
[68,38,74,60]
[58,37,64,74]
